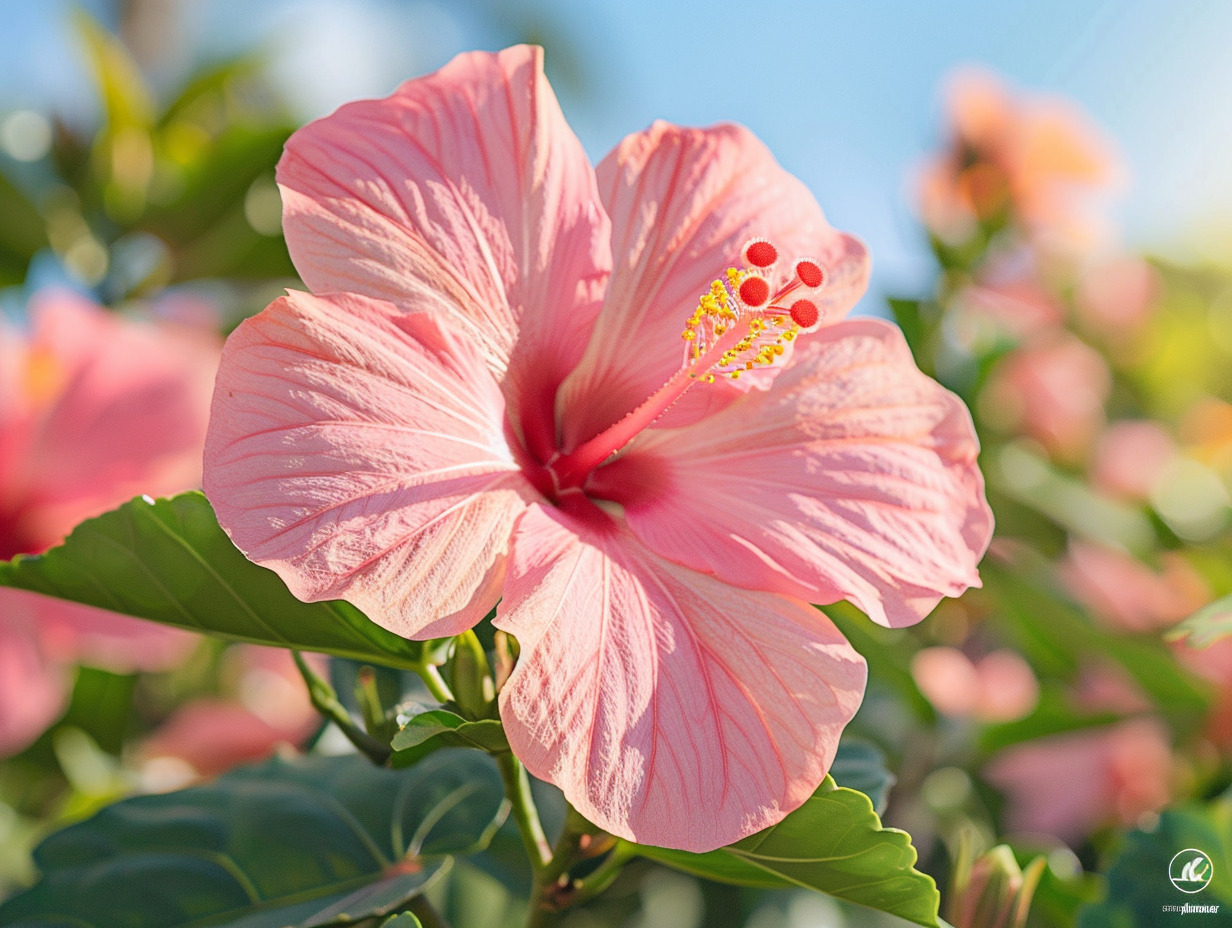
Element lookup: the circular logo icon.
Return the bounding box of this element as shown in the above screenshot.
[1170,848,1214,894]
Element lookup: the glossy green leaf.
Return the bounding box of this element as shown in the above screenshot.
[390,710,509,768]
[0,750,508,928]
[0,492,436,670]
[634,776,939,927]
[1169,593,1232,649]
[1078,796,1232,927]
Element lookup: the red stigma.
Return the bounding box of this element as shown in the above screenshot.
[795,260,825,289]
[738,275,770,307]
[743,239,778,268]
[790,299,819,328]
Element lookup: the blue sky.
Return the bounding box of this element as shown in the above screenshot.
[3,0,1232,304]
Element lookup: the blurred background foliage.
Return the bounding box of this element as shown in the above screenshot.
[4,3,1232,928]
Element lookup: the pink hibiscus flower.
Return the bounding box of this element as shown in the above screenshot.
[141,647,326,787]
[917,67,1122,254]
[986,718,1172,844]
[204,46,993,851]
[0,291,220,755]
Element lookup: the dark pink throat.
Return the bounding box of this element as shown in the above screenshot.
[516,238,827,508]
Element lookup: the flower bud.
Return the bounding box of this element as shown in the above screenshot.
[448,630,496,720]
[948,844,1045,928]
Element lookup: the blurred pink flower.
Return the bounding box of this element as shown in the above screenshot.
[986,718,1172,843]
[1075,257,1160,344]
[911,646,1038,722]
[0,291,220,755]
[1171,639,1232,750]
[954,250,1064,341]
[1060,541,1209,633]
[918,68,1121,254]
[982,332,1111,461]
[1072,661,1152,716]
[204,46,994,851]
[1090,420,1178,502]
[1180,399,1232,471]
[141,646,323,784]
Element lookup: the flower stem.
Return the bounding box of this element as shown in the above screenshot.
[523,806,617,928]
[292,650,391,764]
[497,751,551,872]
[416,661,455,704]
[564,842,634,909]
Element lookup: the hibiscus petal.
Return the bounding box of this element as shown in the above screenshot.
[557,122,870,450]
[276,45,610,462]
[496,504,866,852]
[204,291,532,639]
[588,319,993,628]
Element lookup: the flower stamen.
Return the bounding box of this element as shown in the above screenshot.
[549,238,827,489]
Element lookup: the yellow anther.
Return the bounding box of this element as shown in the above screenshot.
[730,370,741,379]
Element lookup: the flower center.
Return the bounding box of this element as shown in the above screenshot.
[545,238,827,492]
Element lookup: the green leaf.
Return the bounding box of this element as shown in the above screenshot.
[156,54,267,128]
[1078,796,1232,927]
[390,710,509,767]
[380,916,423,928]
[0,492,437,670]
[0,170,47,284]
[0,750,508,928]
[888,297,927,360]
[829,738,895,815]
[74,9,155,129]
[1169,593,1232,649]
[991,445,1156,555]
[634,776,939,927]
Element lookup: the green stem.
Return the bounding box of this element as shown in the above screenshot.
[416,662,454,704]
[523,806,605,928]
[539,806,590,888]
[292,651,391,764]
[565,842,634,909]
[407,894,451,928]
[497,752,551,871]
